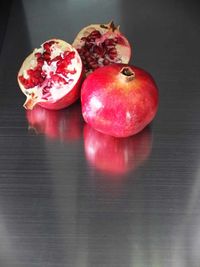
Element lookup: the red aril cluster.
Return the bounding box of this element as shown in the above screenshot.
[17,22,159,138]
[72,21,131,75]
[18,39,83,110]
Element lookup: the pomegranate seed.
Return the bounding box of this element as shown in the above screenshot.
[37,57,44,64]
[81,47,88,54]
[38,77,45,84]
[27,69,33,75]
[104,39,115,46]
[52,74,63,83]
[84,51,90,57]
[41,71,46,78]
[43,52,51,60]
[30,77,39,86]
[43,41,55,51]
[57,64,66,74]
[43,43,50,51]
[85,42,93,49]
[93,45,103,56]
[90,63,98,69]
[103,59,110,65]
[77,48,82,55]
[33,70,41,78]
[108,47,117,53]
[35,52,42,58]
[86,56,96,63]
[42,86,49,94]
[52,55,62,62]
[89,30,101,38]
[19,76,25,84]
[48,41,56,46]
[86,36,95,42]
[109,54,116,60]
[107,48,117,59]
[105,44,115,52]
[66,51,75,60]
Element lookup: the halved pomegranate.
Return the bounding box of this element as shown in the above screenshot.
[17,39,83,110]
[72,21,131,75]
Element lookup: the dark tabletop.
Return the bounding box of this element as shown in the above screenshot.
[0,0,200,266]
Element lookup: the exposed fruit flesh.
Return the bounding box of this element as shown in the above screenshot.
[73,22,131,75]
[18,39,82,110]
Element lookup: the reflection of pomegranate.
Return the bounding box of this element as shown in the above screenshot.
[18,39,83,110]
[84,124,152,176]
[26,102,83,142]
[81,64,159,137]
[73,21,131,75]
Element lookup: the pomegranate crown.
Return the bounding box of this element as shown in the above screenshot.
[100,21,120,32]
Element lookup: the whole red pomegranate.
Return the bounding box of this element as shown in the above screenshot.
[81,64,159,137]
[26,103,83,141]
[73,21,131,75]
[84,124,152,176]
[17,39,83,110]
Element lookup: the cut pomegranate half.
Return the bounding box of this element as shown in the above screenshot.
[72,21,131,75]
[17,39,83,110]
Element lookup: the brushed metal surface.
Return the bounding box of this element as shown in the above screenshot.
[0,0,200,266]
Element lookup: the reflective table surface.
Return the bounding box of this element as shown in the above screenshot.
[0,0,200,266]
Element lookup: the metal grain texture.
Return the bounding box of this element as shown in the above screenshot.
[0,0,200,266]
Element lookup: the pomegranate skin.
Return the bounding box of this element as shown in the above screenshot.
[81,64,159,137]
[17,39,83,110]
[72,21,131,76]
[38,73,83,110]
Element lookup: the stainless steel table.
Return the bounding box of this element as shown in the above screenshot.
[0,0,200,266]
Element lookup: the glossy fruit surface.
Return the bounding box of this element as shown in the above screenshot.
[18,39,83,110]
[84,124,152,176]
[73,21,131,75]
[81,64,159,137]
[26,102,83,142]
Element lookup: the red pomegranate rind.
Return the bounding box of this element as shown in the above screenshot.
[18,39,83,110]
[81,64,158,137]
[72,21,131,75]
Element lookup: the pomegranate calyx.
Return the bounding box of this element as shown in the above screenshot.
[120,66,135,82]
[109,21,120,32]
[100,21,119,32]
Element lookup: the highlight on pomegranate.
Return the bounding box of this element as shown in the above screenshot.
[83,124,152,176]
[73,21,131,76]
[81,64,159,137]
[26,103,83,142]
[18,39,83,110]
